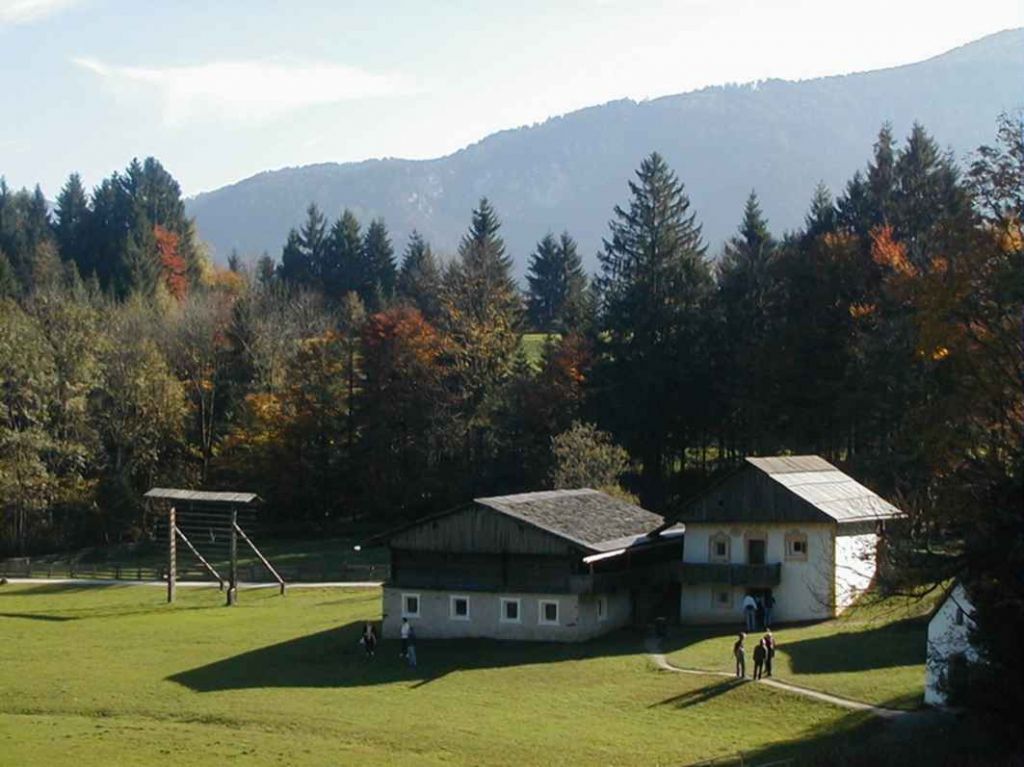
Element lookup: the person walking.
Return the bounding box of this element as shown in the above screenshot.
[742,593,757,632]
[361,623,377,658]
[753,637,767,680]
[763,630,776,677]
[406,625,417,668]
[763,592,775,628]
[733,632,746,678]
[400,617,410,659]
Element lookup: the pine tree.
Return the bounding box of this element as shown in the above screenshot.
[54,173,90,274]
[361,218,396,310]
[323,209,362,300]
[526,231,587,332]
[397,231,442,320]
[440,198,523,477]
[277,229,310,286]
[298,203,327,284]
[717,191,780,454]
[806,182,838,238]
[596,152,712,507]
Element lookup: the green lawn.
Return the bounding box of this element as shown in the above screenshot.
[521,332,557,368]
[666,593,938,710]
[0,582,888,766]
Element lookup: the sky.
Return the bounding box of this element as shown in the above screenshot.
[1,0,1021,197]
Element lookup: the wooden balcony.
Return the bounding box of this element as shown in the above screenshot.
[678,562,781,587]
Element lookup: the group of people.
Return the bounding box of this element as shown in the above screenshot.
[359,618,417,668]
[741,592,775,632]
[733,630,775,680]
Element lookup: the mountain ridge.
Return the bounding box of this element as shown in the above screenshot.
[187,28,1024,275]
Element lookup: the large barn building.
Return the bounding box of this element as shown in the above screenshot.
[373,489,683,641]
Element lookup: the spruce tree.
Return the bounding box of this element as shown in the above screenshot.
[55,173,90,274]
[278,229,311,285]
[525,231,587,332]
[361,218,396,310]
[298,203,327,285]
[397,231,442,320]
[323,209,362,300]
[596,152,712,507]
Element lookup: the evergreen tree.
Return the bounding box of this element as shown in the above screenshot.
[525,231,587,332]
[277,229,311,286]
[717,191,780,453]
[361,218,396,309]
[323,209,362,300]
[397,231,442,320]
[806,182,838,237]
[297,203,328,284]
[440,198,523,484]
[54,173,91,276]
[596,152,712,507]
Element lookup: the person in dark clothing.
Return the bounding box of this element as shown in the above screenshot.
[755,596,765,630]
[762,630,775,677]
[733,633,746,678]
[406,625,418,668]
[753,638,767,680]
[361,623,377,658]
[763,592,776,628]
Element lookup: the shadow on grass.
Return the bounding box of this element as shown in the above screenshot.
[0,582,124,596]
[732,703,1015,766]
[782,618,925,676]
[169,622,684,692]
[649,678,745,709]
[0,611,75,622]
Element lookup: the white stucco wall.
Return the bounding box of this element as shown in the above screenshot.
[834,532,879,613]
[679,523,835,624]
[381,587,631,642]
[925,583,977,706]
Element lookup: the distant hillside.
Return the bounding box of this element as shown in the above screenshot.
[187,29,1024,277]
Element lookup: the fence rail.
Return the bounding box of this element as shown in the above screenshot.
[0,557,389,584]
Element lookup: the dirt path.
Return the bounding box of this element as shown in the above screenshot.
[645,636,918,720]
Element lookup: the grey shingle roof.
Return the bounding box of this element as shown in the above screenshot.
[144,488,260,505]
[746,456,903,523]
[475,489,665,552]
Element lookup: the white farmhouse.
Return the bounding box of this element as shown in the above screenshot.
[925,582,977,706]
[670,456,903,624]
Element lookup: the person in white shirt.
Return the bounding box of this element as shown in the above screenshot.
[742,593,757,631]
[400,617,411,658]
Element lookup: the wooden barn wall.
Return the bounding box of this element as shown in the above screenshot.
[389,506,579,556]
[681,468,826,524]
[391,549,576,593]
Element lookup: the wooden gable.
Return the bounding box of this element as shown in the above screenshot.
[679,466,832,525]
[388,504,583,556]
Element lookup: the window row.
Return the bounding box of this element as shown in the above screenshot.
[706,532,809,562]
[400,594,608,625]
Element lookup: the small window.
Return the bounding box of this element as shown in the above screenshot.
[449,595,470,621]
[539,600,559,625]
[500,598,521,623]
[401,593,420,618]
[709,533,730,563]
[597,596,608,622]
[785,533,809,561]
[955,607,965,626]
[712,588,733,608]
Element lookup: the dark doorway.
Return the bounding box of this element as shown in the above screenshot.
[747,538,766,565]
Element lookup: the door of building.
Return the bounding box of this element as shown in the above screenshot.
[747,538,766,565]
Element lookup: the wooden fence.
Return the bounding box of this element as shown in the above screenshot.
[0,557,389,584]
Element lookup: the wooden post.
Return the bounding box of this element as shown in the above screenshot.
[227,506,238,606]
[234,521,286,596]
[167,505,176,604]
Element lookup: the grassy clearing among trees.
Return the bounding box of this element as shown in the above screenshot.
[0,583,899,766]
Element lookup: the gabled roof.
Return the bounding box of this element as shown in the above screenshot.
[475,489,666,552]
[675,455,903,525]
[747,456,902,523]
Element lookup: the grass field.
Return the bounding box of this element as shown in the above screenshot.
[666,594,939,710]
[0,582,919,767]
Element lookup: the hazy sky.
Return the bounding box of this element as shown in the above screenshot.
[1,0,1020,196]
